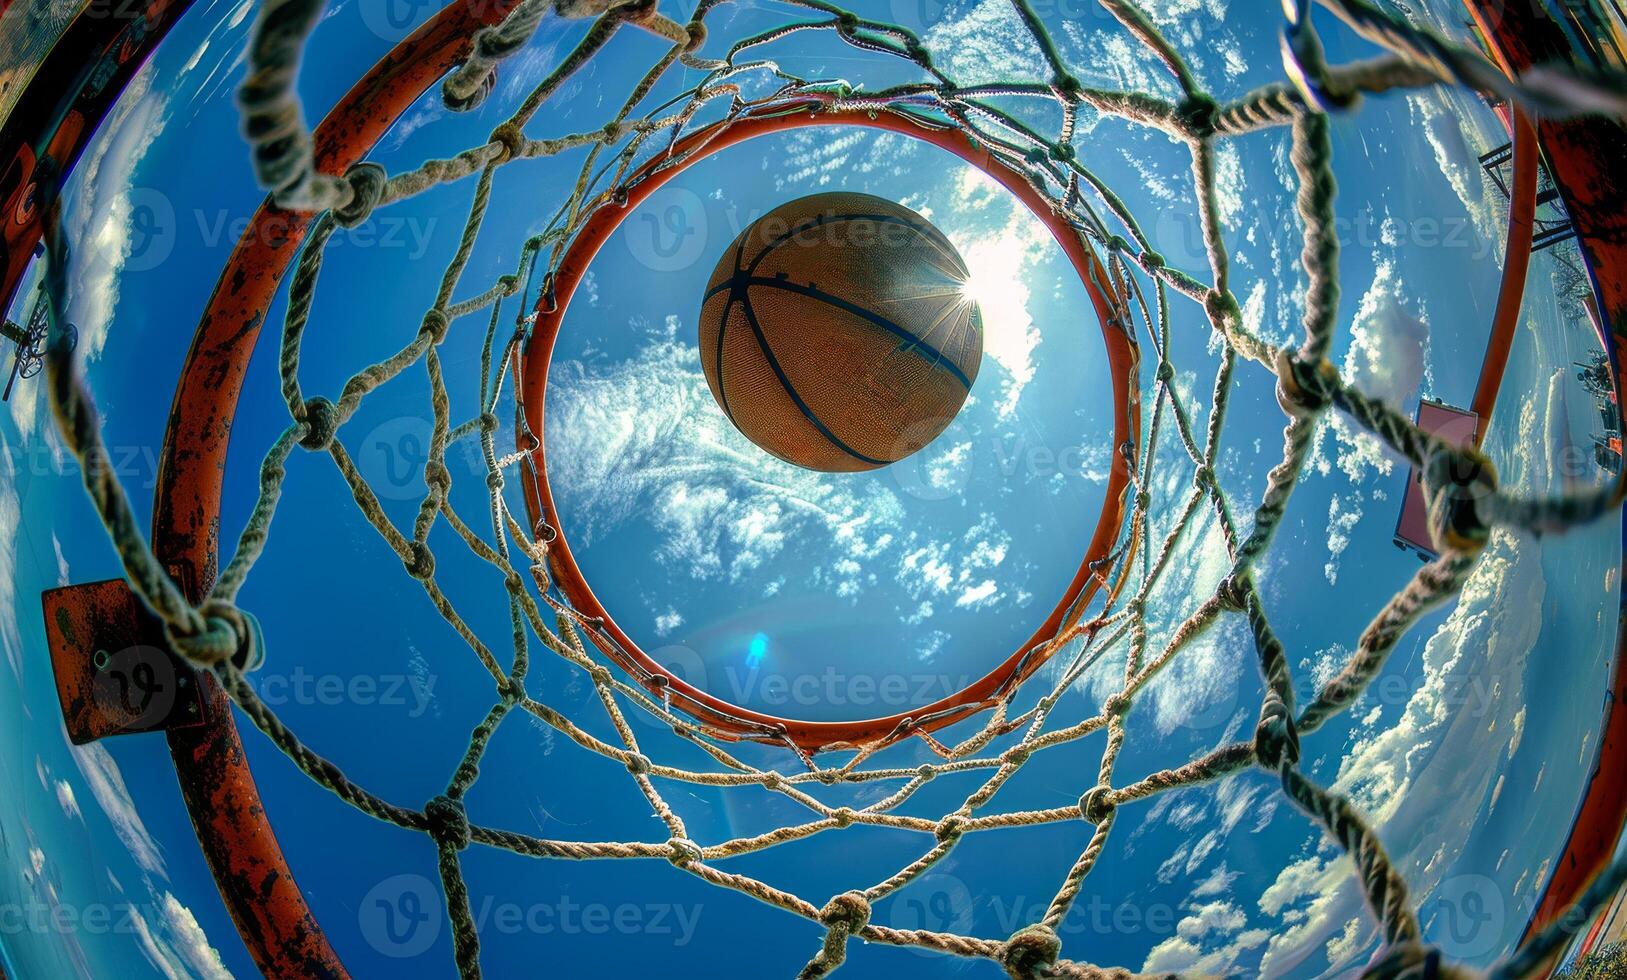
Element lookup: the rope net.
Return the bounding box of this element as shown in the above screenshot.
[30,0,1627,976]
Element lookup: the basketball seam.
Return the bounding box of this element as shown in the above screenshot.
[738,275,975,391]
[735,284,891,468]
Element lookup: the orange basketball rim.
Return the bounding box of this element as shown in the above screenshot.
[515,99,1143,755]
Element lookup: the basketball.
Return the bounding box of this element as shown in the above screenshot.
[697,191,983,472]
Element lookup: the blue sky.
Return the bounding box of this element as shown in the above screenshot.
[0,0,1622,976]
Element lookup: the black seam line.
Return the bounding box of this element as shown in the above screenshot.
[701,212,963,306]
[710,235,753,427]
[737,285,889,468]
[734,275,974,391]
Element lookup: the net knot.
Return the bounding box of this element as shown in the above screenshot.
[624,752,653,776]
[486,471,505,491]
[934,813,967,842]
[168,601,264,671]
[1023,146,1047,166]
[1176,93,1219,139]
[1253,694,1300,770]
[333,162,387,228]
[1103,690,1133,715]
[297,396,339,451]
[1134,490,1151,510]
[815,769,841,785]
[503,571,525,597]
[915,764,936,782]
[403,541,436,581]
[830,806,857,828]
[836,11,859,30]
[479,411,500,434]
[419,309,450,345]
[1079,785,1115,824]
[489,122,526,164]
[1000,923,1062,980]
[1193,465,1214,489]
[1204,288,1240,329]
[1000,744,1032,766]
[1423,445,1498,554]
[1273,348,1333,417]
[682,19,706,52]
[444,68,497,113]
[1105,234,1129,254]
[762,770,787,791]
[818,891,870,933]
[1051,74,1082,99]
[666,837,704,867]
[424,794,471,851]
[1137,249,1166,274]
[423,459,452,493]
[1048,142,1075,163]
[589,664,615,686]
[498,674,527,705]
[1215,570,1251,611]
[1155,360,1175,384]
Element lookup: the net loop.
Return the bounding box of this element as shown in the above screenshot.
[1422,445,1498,554]
[999,923,1062,980]
[296,395,339,451]
[444,69,498,113]
[333,162,387,228]
[424,794,472,851]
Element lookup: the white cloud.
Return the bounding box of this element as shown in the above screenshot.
[69,741,167,878]
[55,780,81,821]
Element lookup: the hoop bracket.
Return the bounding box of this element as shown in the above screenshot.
[43,577,210,744]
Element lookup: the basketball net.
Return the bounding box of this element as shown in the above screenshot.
[32,0,1627,976]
